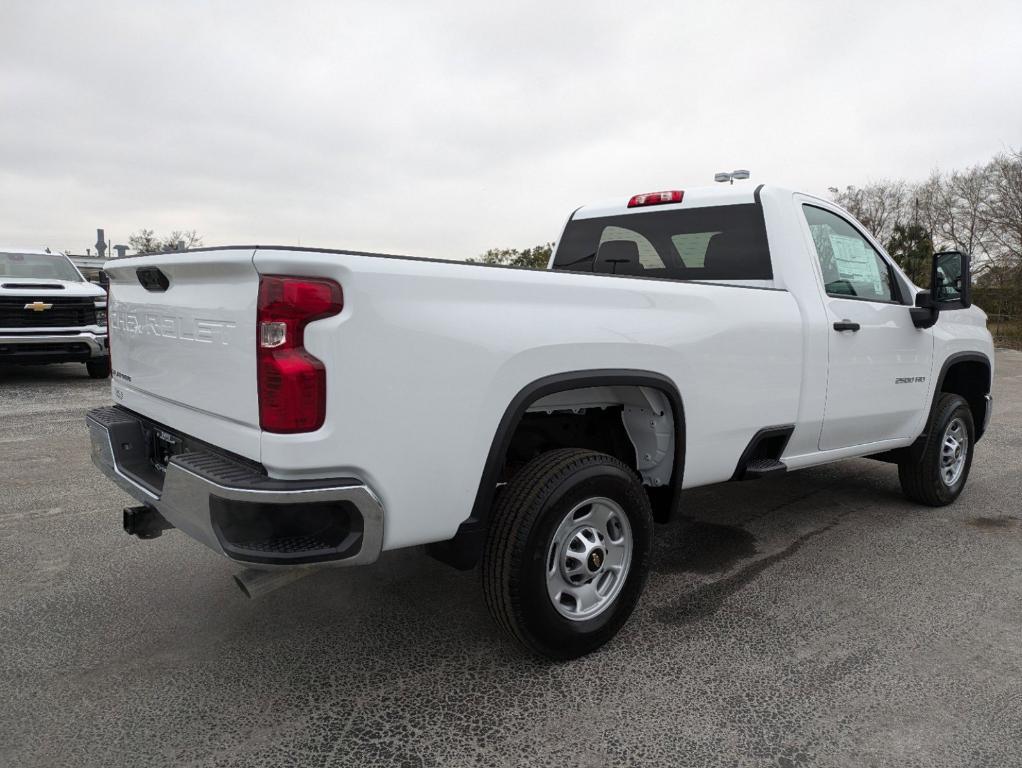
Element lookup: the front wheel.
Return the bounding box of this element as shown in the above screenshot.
[86,357,111,379]
[482,448,653,660]
[898,393,975,506]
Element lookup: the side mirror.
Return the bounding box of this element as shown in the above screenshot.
[932,250,971,309]
[910,250,971,329]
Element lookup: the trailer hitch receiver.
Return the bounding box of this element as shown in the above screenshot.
[123,505,175,539]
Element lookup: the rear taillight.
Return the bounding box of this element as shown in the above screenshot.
[257,276,343,433]
[627,190,684,208]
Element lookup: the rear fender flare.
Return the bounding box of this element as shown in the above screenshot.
[429,369,686,570]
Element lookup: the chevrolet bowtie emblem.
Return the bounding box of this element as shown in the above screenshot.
[25,301,53,311]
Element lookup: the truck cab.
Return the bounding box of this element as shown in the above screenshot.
[550,185,992,458]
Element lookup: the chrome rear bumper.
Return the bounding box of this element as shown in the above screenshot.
[86,406,384,568]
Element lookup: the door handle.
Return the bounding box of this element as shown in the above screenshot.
[833,320,861,332]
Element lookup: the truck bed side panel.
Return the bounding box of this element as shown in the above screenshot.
[253,250,804,550]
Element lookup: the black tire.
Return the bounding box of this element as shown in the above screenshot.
[898,393,975,506]
[86,357,111,379]
[482,448,653,660]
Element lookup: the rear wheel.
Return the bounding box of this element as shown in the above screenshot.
[898,393,975,506]
[482,448,653,660]
[86,357,111,379]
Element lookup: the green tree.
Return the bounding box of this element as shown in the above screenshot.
[886,222,933,287]
[467,243,553,270]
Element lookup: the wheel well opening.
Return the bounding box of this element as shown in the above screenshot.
[427,375,685,571]
[504,408,632,474]
[502,385,680,523]
[941,360,991,439]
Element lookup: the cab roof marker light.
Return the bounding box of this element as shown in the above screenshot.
[627,190,684,208]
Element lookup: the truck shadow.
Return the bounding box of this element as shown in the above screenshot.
[0,362,96,382]
[654,517,759,575]
[254,461,902,646]
[649,461,909,625]
[276,463,898,647]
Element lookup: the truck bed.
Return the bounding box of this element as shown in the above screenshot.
[105,245,803,549]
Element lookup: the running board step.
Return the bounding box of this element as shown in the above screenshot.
[742,458,787,479]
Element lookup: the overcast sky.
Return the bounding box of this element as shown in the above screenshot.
[2,1,1020,259]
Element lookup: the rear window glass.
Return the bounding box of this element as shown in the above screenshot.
[552,203,771,281]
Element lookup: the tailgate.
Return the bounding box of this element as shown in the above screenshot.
[104,248,261,461]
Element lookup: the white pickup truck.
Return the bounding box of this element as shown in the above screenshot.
[87,184,994,659]
[1,249,110,377]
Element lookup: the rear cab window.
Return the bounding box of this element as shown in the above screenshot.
[551,203,772,282]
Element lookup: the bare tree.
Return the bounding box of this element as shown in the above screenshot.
[165,229,204,250]
[827,180,909,244]
[127,228,161,254]
[915,165,995,278]
[983,148,1022,269]
[128,229,204,254]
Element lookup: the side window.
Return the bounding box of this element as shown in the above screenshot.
[802,205,898,302]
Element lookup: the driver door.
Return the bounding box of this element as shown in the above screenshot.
[799,202,934,451]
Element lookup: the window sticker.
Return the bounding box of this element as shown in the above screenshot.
[828,234,882,294]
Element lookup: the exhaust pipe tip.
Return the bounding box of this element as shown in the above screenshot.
[233,567,314,600]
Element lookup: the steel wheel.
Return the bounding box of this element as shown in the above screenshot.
[545,496,633,621]
[940,416,968,487]
[898,393,975,507]
[483,448,653,659]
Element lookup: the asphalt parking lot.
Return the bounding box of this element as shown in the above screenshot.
[1,352,1020,768]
